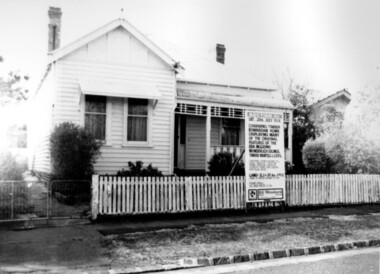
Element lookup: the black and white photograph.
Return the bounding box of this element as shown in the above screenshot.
[0,0,379,273]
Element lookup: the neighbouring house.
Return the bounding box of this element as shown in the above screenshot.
[310,89,351,123]
[29,7,294,177]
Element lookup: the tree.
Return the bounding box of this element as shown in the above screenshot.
[303,84,380,174]
[0,56,29,106]
[342,86,380,173]
[276,76,316,173]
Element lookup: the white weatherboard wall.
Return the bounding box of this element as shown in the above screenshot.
[30,65,55,174]
[52,27,176,175]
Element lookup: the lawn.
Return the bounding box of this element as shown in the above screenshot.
[103,213,380,268]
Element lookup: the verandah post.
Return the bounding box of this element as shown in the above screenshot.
[91,174,99,221]
[205,105,211,172]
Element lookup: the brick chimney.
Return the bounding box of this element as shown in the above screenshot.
[48,7,62,52]
[216,44,226,64]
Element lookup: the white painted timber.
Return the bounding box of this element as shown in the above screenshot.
[93,174,380,216]
[52,26,176,175]
[30,65,55,175]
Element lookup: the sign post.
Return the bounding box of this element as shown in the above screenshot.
[245,111,286,203]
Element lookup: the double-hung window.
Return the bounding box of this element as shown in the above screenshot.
[126,98,149,143]
[85,95,106,140]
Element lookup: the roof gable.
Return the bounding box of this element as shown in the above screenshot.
[48,19,178,69]
[312,89,351,108]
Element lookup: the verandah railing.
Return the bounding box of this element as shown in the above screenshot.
[91,174,380,219]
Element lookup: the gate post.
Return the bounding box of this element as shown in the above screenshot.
[91,174,99,221]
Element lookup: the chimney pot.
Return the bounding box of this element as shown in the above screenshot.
[216,44,226,64]
[48,7,62,52]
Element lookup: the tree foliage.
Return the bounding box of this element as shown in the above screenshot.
[302,139,330,173]
[50,122,102,180]
[0,56,29,106]
[342,86,380,173]
[303,85,380,174]
[0,152,28,180]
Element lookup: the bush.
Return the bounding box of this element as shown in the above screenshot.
[208,152,245,176]
[116,161,163,177]
[50,122,102,180]
[302,139,330,173]
[0,151,27,180]
[285,161,294,174]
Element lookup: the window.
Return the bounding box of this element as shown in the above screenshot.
[127,98,149,142]
[85,95,106,140]
[221,118,240,145]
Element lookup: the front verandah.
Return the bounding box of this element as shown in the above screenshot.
[173,113,244,176]
[173,103,291,176]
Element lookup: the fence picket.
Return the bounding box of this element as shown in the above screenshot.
[179,177,184,211]
[220,176,223,209]
[98,177,104,214]
[93,174,380,216]
[198,177,202,210]
[117,177,121,213]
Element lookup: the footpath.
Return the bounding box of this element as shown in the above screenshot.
[0,205,379,273]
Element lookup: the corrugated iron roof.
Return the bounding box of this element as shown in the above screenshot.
[177,89,294,109]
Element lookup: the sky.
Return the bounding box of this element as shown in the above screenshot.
[1,0,380,100]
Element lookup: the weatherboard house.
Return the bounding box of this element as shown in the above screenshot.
[310,89,351,123]
[30,7,294,177]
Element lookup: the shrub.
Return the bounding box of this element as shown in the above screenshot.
[116,161,163,177]
[302,139,330,173]
[0,151,27,180]
[285,161,294,174]
[50,122,102,180]
[208,152,245,176]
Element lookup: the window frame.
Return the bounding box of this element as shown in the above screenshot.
[123,98,153,147]
[82,94,112,145]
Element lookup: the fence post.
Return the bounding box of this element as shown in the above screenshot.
[91,174,99,221]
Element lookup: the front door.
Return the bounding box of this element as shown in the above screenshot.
[185,116,206,170]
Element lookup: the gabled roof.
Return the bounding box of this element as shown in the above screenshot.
[311,89,351,108]
[48,18,179,69]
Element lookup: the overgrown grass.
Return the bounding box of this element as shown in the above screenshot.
[104,214,380,268]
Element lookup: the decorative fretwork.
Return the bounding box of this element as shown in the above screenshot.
[175,103,207,116]
[211,106,244,119]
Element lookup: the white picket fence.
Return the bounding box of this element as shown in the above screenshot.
[286,174,380,206]
[91,174,380,219]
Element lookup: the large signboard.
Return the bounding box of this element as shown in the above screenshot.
[245,111,286,202]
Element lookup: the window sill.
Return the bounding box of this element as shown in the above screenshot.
[122,143,153,148]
